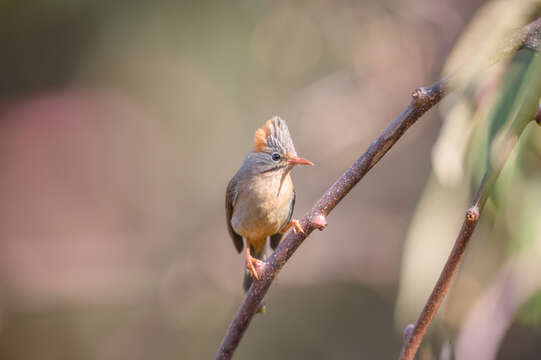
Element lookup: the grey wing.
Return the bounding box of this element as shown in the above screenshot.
[226,176,244,253]
[270,189,295,250]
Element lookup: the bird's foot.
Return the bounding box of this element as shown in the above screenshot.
[291,219,305,235]
[281,219,305,235]
[246,250,265,281]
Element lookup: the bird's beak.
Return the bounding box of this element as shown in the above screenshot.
[288,156,314,166]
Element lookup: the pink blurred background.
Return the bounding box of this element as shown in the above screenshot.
[3,1,539,359]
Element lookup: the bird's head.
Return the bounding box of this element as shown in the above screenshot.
[251,116,313,174]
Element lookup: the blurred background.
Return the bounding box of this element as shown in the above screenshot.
[1,0,540,359]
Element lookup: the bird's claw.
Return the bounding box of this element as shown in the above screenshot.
[246,255,265,281]
[290,219,305,235]
[281,219,305,235]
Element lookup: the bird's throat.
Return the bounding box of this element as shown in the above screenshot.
[277,166,293,196]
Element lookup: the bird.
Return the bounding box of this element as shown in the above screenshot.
[226,116,313,294]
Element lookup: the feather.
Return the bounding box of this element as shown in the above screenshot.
[225,175,243,253]
[252,116,296,156]
[252,117,273,152]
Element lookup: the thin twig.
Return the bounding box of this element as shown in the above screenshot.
[214,80,447,360]
[399,16,541,356]
[399,108,540,359]
[399,175,485,360]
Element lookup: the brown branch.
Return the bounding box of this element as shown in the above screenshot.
[494,17,541,63]
[399,110,539,359]
[215,17,541,360]
[214,80,447,360]
[399,16,541,357]
[399,175,485,360]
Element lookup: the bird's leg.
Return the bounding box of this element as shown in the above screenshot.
[280,219,305,235]
[245,246,264,281]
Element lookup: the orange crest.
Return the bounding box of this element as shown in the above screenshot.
[252,117,277,152]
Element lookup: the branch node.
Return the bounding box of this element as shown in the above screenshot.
[311,213,328,231]
[524,22,541,51]
[403,324,414,343]
[411,87,428,103]
[466,206,480,222]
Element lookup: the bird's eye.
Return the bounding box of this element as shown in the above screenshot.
[271,152,281,162]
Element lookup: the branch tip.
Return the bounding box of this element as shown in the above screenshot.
[411,87,427,102]
[524,22,541,51]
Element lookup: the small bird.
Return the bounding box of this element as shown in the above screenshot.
[226,116,313,293]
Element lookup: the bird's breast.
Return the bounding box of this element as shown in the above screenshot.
[231,172,293,240]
